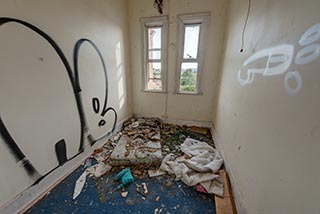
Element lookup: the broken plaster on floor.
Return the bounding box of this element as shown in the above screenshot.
[27,117,222,214]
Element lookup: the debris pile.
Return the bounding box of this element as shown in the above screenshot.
[72,117,224,201]
[73,141,115,199]
[161,123,214,156]
[110,118,163,167]
[160,138,224,196]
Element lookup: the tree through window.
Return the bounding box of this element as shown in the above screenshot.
[176,13,210,94]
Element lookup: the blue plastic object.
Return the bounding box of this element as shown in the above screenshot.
[115,168,134,190]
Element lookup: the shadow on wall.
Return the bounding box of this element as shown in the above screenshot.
[0,17,118,184]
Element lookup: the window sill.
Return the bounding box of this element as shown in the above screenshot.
[172,91,203,95]
[141,89,167,94]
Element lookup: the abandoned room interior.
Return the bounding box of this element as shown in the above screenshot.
[0,0,319,213]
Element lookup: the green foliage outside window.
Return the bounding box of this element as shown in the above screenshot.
[180,68,196,92]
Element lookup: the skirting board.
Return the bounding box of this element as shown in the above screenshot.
[133,114,212,128]
[211,123,247,214]
[0,114,132,214]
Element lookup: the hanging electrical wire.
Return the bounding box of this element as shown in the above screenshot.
[240,0,251,53]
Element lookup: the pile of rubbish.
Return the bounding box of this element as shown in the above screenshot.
[73,117,224,200]
[160,123,214,155]
[160,138,224,196]
[110,118,163,167]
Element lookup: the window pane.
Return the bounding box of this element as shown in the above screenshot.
[148,27,161,49]
[148,50,161,60]
[148,79,162,90]
[180,62,198,92]
[147,62,162,90]
[183,25,200,59]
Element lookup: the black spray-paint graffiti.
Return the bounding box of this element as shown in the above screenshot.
[0,17,117,182]
[74,39,117,129]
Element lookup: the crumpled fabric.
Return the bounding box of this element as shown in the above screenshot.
[160,138,224,196]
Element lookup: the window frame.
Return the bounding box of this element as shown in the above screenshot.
[140,16,168,93]
[175,12,210,95]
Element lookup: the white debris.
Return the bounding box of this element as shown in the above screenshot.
[154,208,163,214]
[113,132,122,141]
[160,138,224,196]
[73,170,87,200]
[121,191,128,198]
[86,163,112,178]
[148,168,166,178]
[141,182,148,194]
[131,121,139,128]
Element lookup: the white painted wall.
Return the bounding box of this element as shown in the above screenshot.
[0,0,131,206]
[128,0,228,121]
[213,0,320,213]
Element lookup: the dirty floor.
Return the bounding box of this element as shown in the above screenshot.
[27,118,218,214]
[27,166,215,214]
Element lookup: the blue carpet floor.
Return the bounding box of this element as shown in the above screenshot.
[27,165,216,214]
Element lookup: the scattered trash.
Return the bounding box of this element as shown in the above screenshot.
[190,126,208,135]
[94,147,103,154]
[113,132,122,141]
[176,184,187,196]
[92,145,112,163]
[115,168,134,190]
[76,117,221,203]
[154,207,163,214]
[84,157,94,168]
[73,170,87,200]
[86,163,112,178]
[160,138,224,196]
[196,184,208,193]
[161,123,214,156]
[131,121,139,128]
[110,118,163,167]
[121,191,128,198]
[141,182,148,194]
[133,169,143,176]
[136,183,148,197]
[148,169,166,177]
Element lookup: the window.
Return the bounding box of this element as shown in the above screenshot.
[141,16,168,92]
[176,12,210,94]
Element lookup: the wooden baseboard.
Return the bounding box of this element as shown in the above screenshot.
[0,114,132,214]
[211,124,247,214]
[215,170,237,214]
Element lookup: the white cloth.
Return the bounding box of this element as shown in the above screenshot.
[160,138,224,196]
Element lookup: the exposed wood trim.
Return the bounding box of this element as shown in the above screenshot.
[211,123,248,214]
[215,170,237,214]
